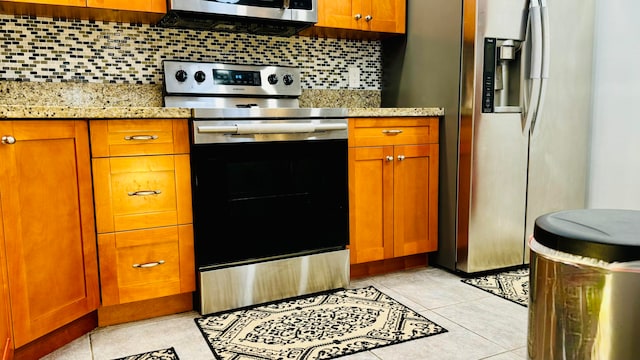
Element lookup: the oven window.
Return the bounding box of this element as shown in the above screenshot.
[191,139,348,267]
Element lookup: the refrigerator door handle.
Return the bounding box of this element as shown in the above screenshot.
[523,0,543,134]
[531,0,550,134]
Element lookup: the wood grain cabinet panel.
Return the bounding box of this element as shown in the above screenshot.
[348,117,439,265]
[0,0,166,24]
[0,120,99,348]
[90,119,189,158]
[92,154,192,233]
[1,0,85,6]
[86,0,165,12]
[0,198,13,360]
[90,119,195,309]
[98,225,195,305]
[316,0,405,33]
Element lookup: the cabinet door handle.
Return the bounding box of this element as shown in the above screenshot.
[386,156,394,162]
[124,135,159,141]
[1,135,16,145]
[382,129,403,135]
[132,260,165,268]
[354,13,362,20]
[365,15,373,22]
[128,190,162,196]
[397,155,406,161]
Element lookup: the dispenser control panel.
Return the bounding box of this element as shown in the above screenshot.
[482,38,497,113]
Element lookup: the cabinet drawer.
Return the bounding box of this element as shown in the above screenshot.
[90,119,189,157]
[93,154,192,233]
[349,117,439,147]
[98,225,195,305]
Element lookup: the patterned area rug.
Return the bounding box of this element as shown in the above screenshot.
[461,268,529,307]
[112,347,179,360]
[195,286,447,360]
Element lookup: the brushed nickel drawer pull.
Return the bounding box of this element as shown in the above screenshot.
[382,129,403,135]
[132,260,165,268]
[386,156,394,162]
[397,155,406,161]
[124,135,159,141]
[128,190,162,196]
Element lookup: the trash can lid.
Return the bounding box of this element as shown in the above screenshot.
[533,209,640,263]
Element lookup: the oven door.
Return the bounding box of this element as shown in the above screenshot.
[191,138,348,269]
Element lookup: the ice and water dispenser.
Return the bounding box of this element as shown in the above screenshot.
[482,38,523,114]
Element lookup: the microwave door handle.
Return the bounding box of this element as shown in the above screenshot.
[523,0,543,134]
[531,0,550,135]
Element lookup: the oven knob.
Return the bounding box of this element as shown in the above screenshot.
[175,70,188,82]
[194,70,206,83]
[267,74,278,85]
[283,74,294,86]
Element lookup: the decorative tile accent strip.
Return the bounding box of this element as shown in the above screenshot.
[0,15,382,90]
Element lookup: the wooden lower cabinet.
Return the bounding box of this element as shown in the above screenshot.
[0,209,12,360]
[90,119,195,322]
[348,117,439,266]
[98,225,195,306]
[0,120,100,349]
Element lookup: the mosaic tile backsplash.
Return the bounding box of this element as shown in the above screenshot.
[0,14,382,90]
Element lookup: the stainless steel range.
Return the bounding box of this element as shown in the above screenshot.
[163,61,350,315]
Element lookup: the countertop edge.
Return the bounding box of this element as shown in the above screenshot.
[0,106,444,119]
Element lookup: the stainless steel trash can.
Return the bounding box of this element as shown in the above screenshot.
[528,209,640,360]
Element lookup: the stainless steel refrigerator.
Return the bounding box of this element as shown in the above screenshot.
[382,0,595,273]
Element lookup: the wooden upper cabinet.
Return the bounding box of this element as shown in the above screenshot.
[317,0,406,34]
[0,0,166,24]
[86,0,165,13]
[1,0,85,6]
[0,120,100,348]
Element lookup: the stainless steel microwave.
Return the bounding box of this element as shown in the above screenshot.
[159,0,318,37]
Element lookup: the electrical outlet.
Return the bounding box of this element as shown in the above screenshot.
[348,66,361,88]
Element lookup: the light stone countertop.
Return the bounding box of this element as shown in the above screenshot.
[0,105,443,120]
[0,83,443,119]
[0,105,192,119]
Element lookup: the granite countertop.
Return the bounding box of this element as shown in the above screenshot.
[0,105,192,119]
[0,83,444,119]
[0,105,443,119]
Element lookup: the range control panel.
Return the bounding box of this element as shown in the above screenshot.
[163,61,301,97]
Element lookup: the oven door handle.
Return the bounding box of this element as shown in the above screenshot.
[197,123,347,135]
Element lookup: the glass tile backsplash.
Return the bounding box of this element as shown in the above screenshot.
[0,15,381,90]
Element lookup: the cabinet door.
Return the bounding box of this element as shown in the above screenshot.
[1,0,85,6]
[0,207,12,360]
[393,144,439,257]
[365,0,406,33]
[86,0,165,13]
[0,121,99,347]
[316,0,358,29]
[349,146,394,264]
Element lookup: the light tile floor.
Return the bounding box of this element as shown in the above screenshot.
[41,266,529,360]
